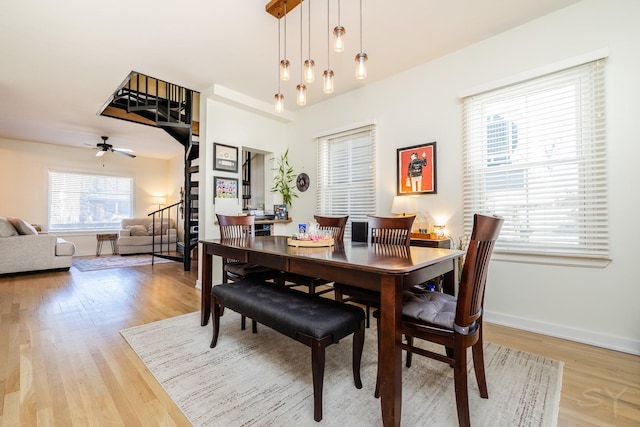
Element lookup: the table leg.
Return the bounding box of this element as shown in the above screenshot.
[201,249,212,326]
[442,258,459,296]
[379,276,402,427]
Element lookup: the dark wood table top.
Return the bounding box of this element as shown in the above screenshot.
[200,235,462,277]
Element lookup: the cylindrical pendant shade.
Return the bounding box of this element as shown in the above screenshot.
[304,59,315,83]
[323,69,334,94]
[333,26,345,53]
[274,93,284,113]
[280,59,291,81]
[355,52,368,80]
[296,83,307,105]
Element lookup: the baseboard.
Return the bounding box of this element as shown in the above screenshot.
[484,310,640,356]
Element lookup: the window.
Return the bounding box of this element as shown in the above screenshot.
[316,124,376,238]
[462,59,608,260]
[48,171,133,231]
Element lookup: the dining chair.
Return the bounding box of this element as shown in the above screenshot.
[374,213,504,427]
[216,214,281,331]
[334,215,415,326]
[282,215,349,296]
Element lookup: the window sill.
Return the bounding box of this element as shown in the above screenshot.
[493,252,610,268]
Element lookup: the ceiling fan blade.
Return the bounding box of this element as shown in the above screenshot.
[113,149,136,158]
[114,148,133,153]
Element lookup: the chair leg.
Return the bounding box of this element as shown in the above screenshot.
[311,340,326,422]
[365,305,371,328]
[241,315,247,330]
[472,324,488,398]
[352,320,365,389]
[374,315,381,398]
[252,319,258,334]
[405,335,413,368]
[210,301,222,348]
[453,340,471,427]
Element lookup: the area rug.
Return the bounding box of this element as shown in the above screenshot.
[121,311,563,427]
[73,254,173,271]
[120,310,563,427]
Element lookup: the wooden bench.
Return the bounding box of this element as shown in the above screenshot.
[210,278,366,422]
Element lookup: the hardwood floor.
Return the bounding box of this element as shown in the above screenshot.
[1,263,638,426]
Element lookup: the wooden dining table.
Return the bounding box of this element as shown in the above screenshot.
[199,235,464,427]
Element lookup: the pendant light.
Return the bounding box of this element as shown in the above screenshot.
[296,0,307,105]
[322,0,334,94]
[355,0,367,80]
[274,12,285,113]
[279,0,290,81]
[303,0,315,83]
[333,0,345,53]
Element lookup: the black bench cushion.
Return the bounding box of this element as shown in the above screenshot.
[212,279,365,343]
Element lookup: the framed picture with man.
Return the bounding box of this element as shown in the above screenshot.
[396,142,437,195]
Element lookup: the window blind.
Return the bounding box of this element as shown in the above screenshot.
[462,59,608,259]
[49,171,133,231]
[316,125,376,238]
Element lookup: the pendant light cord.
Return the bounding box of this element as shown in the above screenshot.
[359,0,363,52]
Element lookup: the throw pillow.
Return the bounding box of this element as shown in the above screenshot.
[147,222,170,236]
[127,225,149,236]
[7,217,38,235]
[0,217,18,237]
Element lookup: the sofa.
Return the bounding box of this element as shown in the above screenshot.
[0,217,76,275]
[118,217,178,255]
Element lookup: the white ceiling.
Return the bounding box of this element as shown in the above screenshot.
[0,0,581,160]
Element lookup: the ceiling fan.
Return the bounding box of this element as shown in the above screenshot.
[94,136,136,158]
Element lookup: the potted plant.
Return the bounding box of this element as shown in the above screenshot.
[271,148,297,207]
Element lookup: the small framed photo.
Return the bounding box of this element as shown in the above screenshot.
[214,176,238,200]
[397,142,437,195]
[213,142,238,172]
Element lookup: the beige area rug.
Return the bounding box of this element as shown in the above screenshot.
[121,311,563,427]
[72,254,173,271]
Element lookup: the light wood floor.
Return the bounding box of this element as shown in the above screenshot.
[1,262,638,426]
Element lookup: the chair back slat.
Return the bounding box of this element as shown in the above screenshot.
[217,214,256,239]
[314,215,349,242]
[456,214,504,328]
[367,215,415,247]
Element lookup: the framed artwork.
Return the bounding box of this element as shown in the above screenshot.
[214,176,238,201]
[213,142,238,172]
[397,142,437,195]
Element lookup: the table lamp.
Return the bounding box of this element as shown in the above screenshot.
[391,196,416,216]
[433,224,446,238]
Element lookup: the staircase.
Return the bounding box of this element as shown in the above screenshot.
[99,71,200,271]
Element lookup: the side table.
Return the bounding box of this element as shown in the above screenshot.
[96,233,118,256]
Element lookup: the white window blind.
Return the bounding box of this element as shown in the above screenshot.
[462,59,608,259]
[48,171,133,231]
[316,125,376,238]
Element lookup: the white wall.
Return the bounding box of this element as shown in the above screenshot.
[198,94,289,282]
[282,0,639,354]
[0,137,175,256]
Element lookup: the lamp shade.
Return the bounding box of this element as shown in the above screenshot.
[153,196,167,206]
[391,196,415,216]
